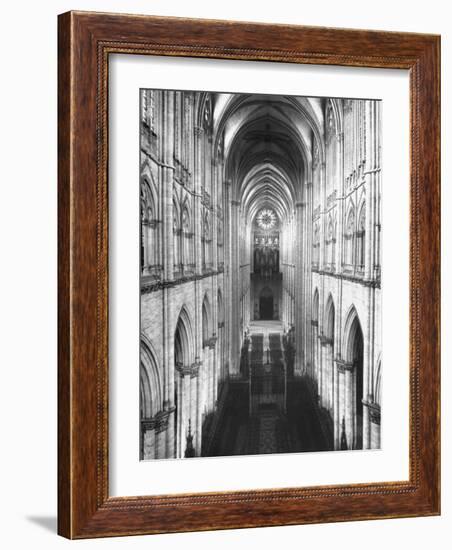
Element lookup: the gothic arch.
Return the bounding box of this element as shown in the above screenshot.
[344,202,356,266]
[202,293,212,346]
[343,305,365,449]
[325,98,342,137]
[217,289,224,323]
[356,199,366,270]
[140,336,163,419]
[195,92,213,130]
[181,201,192,231]
[141,176,157,218]
[312,288,319,321]
[343,306,363,362]
[173,197,182,269]
[174,306,194,367]
[324,294,335,340]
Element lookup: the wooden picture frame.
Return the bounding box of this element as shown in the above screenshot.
[58,10,440,539]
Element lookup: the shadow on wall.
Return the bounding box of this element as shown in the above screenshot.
[25,516,57,534]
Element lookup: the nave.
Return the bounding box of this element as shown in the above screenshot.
[204,322,331,457]
[139,90,382,460]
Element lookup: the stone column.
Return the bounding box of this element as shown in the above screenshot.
[326,342,334,414]
[362,290,372,450]
[194,126,204,276]
[333,359,342,449]
[195,358,203,453]
[344,362,355,449]
[318,336,326,407]
[223,179,232,378]
[364,100,377,281]
[142,421,156,460]
[162,91,175,281]
[295,201,305,374]
[176,361,201,457]
[368,402,381,449]
[319,162,326,271]
[230,199,240,374]
[210,336,218,407]
[154,410,172,459]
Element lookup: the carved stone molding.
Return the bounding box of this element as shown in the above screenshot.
[141,408,175,434]
[208,335,218,349]
[175,361,201,378]
[319,334,333,347]
[141,267,224,294]
[335,358,355,373]
[364,400,381,425]
[194,125,204,137]
[312,269,381,289]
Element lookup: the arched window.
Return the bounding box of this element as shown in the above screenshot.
[140,338,163,459]
[343,307,364,450]
[202,296,211,348]
[140,178,160,276]
[174,307,195,458]
[312,223,320,267]
[326,215,335,269]
[311,289,320,383]
[182,205,193,274]
[344,207,355,268]
[202,211,211,270]
[173,201,181,275]
[356,203,366,272]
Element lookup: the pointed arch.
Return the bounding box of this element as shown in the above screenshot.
[326,213,335,268]
[344,202,356,267]
[312,288,319,322]
[173,196,182,271]
[181,200,194,271]
[217,288,224,324]
[311,288,320,383]
[356,199,366,271]
[342,305,364,449]
[324,294,335,340]
[343,306,363,363]
[202,293,212,347]
[313,221,320,267]
[140,171,160,274]
[174,306,194,367]
[140,336,163,419]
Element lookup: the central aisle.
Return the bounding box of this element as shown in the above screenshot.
[249,320,284,350]
[204,320,333,458]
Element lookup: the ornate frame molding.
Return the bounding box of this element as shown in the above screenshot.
[58,11,440,539]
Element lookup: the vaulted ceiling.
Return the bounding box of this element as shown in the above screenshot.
[212,94,324,226]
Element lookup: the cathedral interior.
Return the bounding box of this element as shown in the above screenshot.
[140,90,382,460]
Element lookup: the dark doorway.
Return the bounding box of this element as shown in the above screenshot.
[351,318,364,449]
[259,287,274,319]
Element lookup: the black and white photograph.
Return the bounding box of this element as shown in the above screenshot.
[139,90,382,460]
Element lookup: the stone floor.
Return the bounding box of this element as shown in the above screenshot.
[206,376,332,457]
[203,320,333,457]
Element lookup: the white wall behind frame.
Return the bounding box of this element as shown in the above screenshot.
[0,1,449,550]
